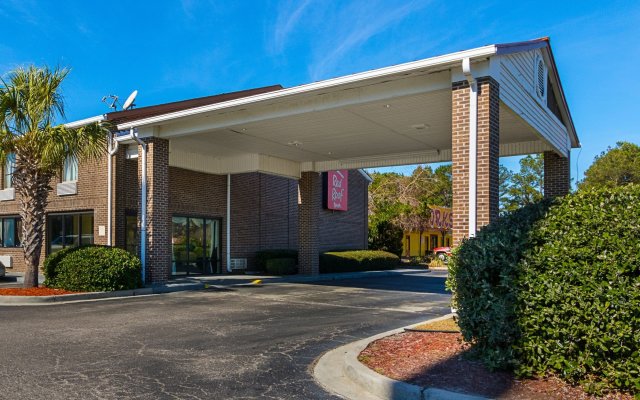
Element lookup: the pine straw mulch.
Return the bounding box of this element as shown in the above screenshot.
[358,330,634,400]
[0,287,79,296]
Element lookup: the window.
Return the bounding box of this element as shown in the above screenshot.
[0,216,21,247]
[124,212,139,256]
[430,235,439,250]
[63,155,78,182]
[171,216,220,275]
[48,212,93,254]
[4,153,15,189]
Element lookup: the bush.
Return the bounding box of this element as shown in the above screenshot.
[449,185,640,395]
[516,186,640,394]
[255,249,297,271]
[265,257,298,275]
[368,219,403,256]
[428,258,445,269]
[44,245,142,292]
[320,250,399,273]
[447,200,551,370]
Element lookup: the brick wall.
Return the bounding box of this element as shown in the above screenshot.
[0,155,110,273]
[297,171,320,275]
[0,146,370,277]
[142,138,171,284]
[452,77,500,245]
[543,151,570,198]
[318,170,369,251]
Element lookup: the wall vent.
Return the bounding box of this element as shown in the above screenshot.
[230,258,247,271]
[535,55,546,99]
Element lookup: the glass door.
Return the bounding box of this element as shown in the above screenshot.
[172,216,221,276]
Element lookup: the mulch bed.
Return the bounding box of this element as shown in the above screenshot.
[359,331,633,400]
[0,287,79,296]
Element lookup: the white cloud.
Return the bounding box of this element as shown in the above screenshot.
[307,0,430,80]
[271,0,314,54]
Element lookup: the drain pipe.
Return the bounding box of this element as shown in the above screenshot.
[462,57,478,237]
[131,129,148,283]
[106,133,119,246]
[226,174,232,272]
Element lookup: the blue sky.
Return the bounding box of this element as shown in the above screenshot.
[1,0,638,181]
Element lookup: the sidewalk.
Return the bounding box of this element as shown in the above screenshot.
[0,268,438,306]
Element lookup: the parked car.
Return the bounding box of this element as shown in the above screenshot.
[433,246,452,262]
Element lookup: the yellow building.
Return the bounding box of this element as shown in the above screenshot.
[402,206,453,257]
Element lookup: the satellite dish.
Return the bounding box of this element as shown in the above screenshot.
[122,90,138,110]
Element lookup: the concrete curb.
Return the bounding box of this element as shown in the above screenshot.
[0,283,206,306]
[0,268,439,306]
[314,314,489,400]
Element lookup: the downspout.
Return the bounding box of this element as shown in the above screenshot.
[106,133,119,247]
[131,129,148,283]
[462,57,478,237]
[226,174,232,272]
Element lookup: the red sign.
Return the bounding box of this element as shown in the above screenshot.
[326,170,348,211]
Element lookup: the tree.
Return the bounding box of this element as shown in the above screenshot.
[501,155,544,213]
[368,164,452,255]
[579,141,640,189]
[0,66,107,287]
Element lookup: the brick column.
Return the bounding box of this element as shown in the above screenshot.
[139,138,171,284]
[297,171,320,275]
[452,77,500,246]
[544,151,570,198]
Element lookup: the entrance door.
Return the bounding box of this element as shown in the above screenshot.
[172,216,221,276]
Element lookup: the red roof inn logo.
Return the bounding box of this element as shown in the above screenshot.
[324,170,349,211]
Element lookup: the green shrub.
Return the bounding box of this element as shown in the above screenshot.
[265,257,297,275]
[428,258,445,269]
[368,220,404,256]
[320,250,399,273]
[449,185,640,395]
[255,249,297,271]
[516,186,640,394]
[44,245,142,292]
[447,200,551,370]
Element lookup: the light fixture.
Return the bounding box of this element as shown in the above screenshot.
[410,123,430,130]
[287,140,303,148]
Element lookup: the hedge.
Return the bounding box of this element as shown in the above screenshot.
[319,250,399,273]
[516,186,640,394]
[44,245,142,292]
[265,257,297,275]
[448,185,640,395]
[255,249,297,271]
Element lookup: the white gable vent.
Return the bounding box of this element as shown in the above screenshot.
[535,55,546,99]
[230,258,247,271]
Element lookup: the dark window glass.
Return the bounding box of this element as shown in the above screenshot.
[0,217,20,247]
[171,216,221,276]
[48,212,93,254]
[125,214,139,256]
[430,235,438,250]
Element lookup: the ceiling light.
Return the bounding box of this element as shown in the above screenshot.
[287,140,303,147]
[410,123,430,130]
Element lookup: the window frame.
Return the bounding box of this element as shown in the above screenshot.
[4,153,16,189]
[46,211,94,254]
[171,214,222,276]
[62,155,79,182]
[0,216,21,248]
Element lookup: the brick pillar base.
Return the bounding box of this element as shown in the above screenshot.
[139,138,171,284]
[298,172,320,275]
[452,77,500,246]
[544,151,570,198]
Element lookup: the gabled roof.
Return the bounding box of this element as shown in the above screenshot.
[109,38,576,148]
[105,85,283,125]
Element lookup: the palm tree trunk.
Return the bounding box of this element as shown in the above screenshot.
[13,156,51,288]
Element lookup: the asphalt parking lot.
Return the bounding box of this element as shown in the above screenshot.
[0,272,450,399]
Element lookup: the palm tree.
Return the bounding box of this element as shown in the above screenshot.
[0,66,107,287]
